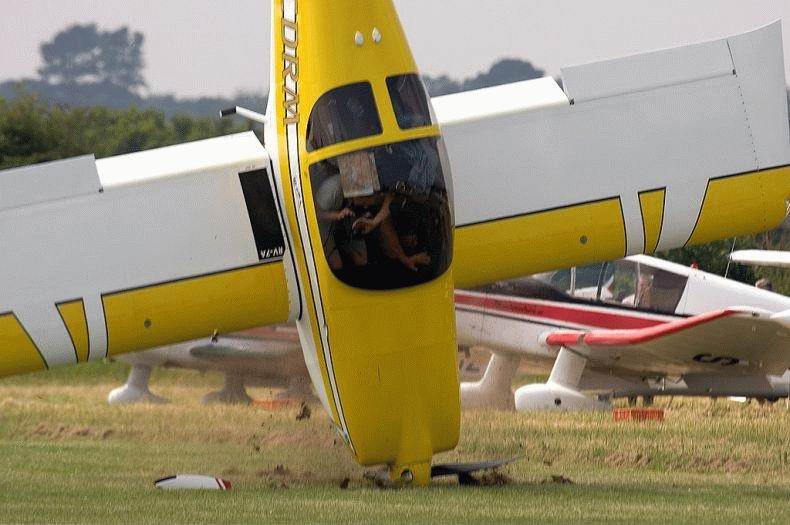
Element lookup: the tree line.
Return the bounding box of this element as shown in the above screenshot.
[0,93,250,169]
[0,24,547,117]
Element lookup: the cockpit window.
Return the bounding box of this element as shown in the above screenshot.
[307,82,382,152]
[309,137,453,290]
[387,74,432,129]
[599,260,688,314]
[537,264,605,299]
[573,264,606,299]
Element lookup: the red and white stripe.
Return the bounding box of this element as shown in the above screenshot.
[455,290,674,331]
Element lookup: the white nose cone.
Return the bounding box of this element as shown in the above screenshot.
[154,475,231,490]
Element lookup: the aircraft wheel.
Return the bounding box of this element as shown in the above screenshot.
[202,374,252,405]
[108,364,169,405]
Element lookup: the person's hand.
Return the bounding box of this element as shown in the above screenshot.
[352,216,378,235]
[402,252,431,271]
[334,208,354,221]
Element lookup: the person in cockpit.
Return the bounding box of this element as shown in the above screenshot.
[315,173,367,271]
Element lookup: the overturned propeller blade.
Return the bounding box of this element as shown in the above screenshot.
[430,457,520,485]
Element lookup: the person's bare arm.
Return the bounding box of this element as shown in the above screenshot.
[353,193,392,234]
[320,207,354,221]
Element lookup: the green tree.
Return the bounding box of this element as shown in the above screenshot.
[0,93,251,170]
[38,24,146,92]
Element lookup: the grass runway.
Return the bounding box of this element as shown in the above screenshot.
[0,362,789,523]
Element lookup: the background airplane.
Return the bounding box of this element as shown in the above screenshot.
[458,254,790,411]
[107,325,308,406]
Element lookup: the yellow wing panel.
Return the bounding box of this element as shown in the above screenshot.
[687,166,790,246]
[639,189,666,254]
[57,300,90,363]
[454,198,627,289]
[103,262,290,357]
[0,313,47,377]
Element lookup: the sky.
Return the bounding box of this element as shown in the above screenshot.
[1,0,789,98]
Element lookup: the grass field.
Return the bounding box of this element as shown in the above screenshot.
[1,362,789,524]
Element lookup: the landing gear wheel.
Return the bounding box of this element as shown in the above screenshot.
[108,364,169,405]
[202,374,252,405]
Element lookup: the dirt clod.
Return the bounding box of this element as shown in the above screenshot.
[544,474,574,485]
[477,470,513,486]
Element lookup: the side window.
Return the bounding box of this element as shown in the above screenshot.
[549,269,572,293]
[387,74,432,129]
[601,260,638,306]
[572,263,605,299]
[640,267,688,314]
[307,82,382,152]
[598,260,688,314]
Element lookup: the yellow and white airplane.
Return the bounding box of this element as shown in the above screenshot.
[1,1,789,485]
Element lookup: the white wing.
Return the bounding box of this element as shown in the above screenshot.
[438,22,790,288]
[546,308,790,376]
[730,250,790,269]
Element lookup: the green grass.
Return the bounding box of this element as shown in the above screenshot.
[1,362,789,523]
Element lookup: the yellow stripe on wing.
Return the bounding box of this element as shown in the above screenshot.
[639,188,666,254]
[687,166,790,247]
[0,313,47,377]
[57,299,90,363]
[454,197,627,289]
[102,262,290,357]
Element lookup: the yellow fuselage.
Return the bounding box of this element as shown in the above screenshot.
[268,0,460,483]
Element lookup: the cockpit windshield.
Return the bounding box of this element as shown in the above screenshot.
[309,137,453,289]
[533,259,688,314]
[599,260,688,314]
[387,74,432,129]
[307,82,382,151]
